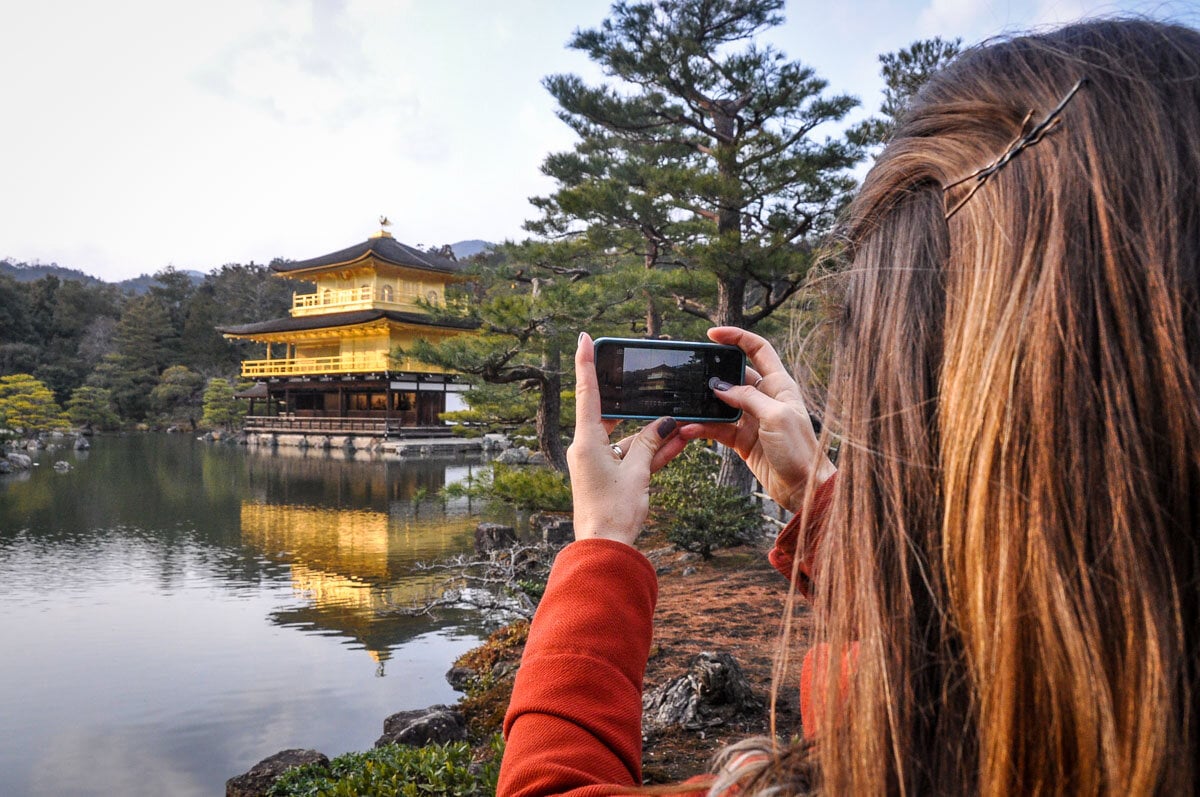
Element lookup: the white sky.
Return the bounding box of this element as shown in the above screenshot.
[1,0,1196,282]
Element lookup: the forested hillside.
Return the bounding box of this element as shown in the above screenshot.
[0,264,301,425]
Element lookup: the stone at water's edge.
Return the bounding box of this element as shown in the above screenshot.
[5,452,32,470]
[475,522,517,554]
[225,749,329,797]
[375,705,467,748]
[531,512,573,546]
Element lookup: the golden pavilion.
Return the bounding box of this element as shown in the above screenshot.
[218,225,477,436]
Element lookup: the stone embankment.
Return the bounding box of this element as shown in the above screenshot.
[206,429,564,462]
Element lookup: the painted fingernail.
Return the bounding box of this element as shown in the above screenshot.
[708,377,732,392]
[656,417,677,438]
[578,331,586,345]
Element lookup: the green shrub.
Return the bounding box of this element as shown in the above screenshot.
[650,444,762,559]
[443,463,572,512]
[268,738,502,797]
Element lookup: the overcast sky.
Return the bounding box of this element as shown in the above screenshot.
[2,0,1196,282]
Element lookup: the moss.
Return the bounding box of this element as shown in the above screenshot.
[454,621,529,687]
[451,621,529,740]
[460,679,516,739]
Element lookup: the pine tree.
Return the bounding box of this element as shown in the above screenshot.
[66,386,121,431]
[0,374,69,435]
[542,0,862,488]
[406,242,637,473]
[201,377,241,431]
[150,365,206,429]
[849,36,962,148]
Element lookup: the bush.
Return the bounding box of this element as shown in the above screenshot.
[650,445,762,559]
[0,373,69,435]
[66,386,121,430]
[268,738,502,797]
[443,463,572,512]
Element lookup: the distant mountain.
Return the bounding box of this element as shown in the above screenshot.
[0,260,102,285]
[0,259,205,294]
[450,240,493,259]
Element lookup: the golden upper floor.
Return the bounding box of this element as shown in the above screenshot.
[274,229,467,318]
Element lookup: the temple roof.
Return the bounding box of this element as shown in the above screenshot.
[272,232,465,276]
[217,309,478,337]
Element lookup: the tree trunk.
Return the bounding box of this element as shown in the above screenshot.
[711,110,755,494]
[643,239,662,338]
[537,343,568,473]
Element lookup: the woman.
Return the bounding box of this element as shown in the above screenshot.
[499,18,1200,795]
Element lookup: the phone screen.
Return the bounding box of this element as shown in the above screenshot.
[594,338,744,422]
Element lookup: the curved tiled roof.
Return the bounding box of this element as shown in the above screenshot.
[217,309,478,337]
[272,235,465,276]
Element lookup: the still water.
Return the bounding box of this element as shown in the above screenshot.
[0,434,513,797]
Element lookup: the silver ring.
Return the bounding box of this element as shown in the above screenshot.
[610,443,624,458]
[753,376,765,388]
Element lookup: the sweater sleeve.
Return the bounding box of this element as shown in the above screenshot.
[766,474,837,599]
[497,539,660,797]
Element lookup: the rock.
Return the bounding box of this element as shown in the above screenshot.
[25,438,45,451]
[530,512,573,546]
[0,460,11,474]
[52,461,71,472]
[481,433,511,452]
[225,748,329,797]
[682,566,697,577]
[496,446,532,465]
[642,651,759,731]
[528,451,548,466]
[73,436,90,451]
[6,453,32,470]
[375,705,466,748]
[475,522,517,554]
[445,665,474,691]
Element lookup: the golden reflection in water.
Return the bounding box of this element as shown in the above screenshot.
[240,502,477,664]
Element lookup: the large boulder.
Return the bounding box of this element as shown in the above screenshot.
[73,436,90,450]
[642,651,759,731]
[375,704,466,748]
[225,749,329,797]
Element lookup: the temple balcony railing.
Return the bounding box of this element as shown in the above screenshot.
[290,286,431,317]
[239,353,450,378]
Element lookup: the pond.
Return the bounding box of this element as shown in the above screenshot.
[0,434,513,797]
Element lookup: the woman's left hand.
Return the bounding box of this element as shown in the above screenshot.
[567,333,688,547]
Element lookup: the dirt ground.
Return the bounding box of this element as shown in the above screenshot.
[636,531,814,784]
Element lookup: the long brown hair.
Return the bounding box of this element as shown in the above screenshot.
[733,19,1200,796]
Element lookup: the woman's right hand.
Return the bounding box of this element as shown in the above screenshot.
[678,326,836,513]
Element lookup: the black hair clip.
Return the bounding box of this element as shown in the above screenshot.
[943,77,1088,221]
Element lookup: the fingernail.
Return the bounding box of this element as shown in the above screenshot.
[578,331,586,345]
[708,377,732,392]
[656,417,677,438]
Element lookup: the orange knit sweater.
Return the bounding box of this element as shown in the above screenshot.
[497,477,836,797]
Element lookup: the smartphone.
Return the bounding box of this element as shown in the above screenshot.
[593,337,745,422]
